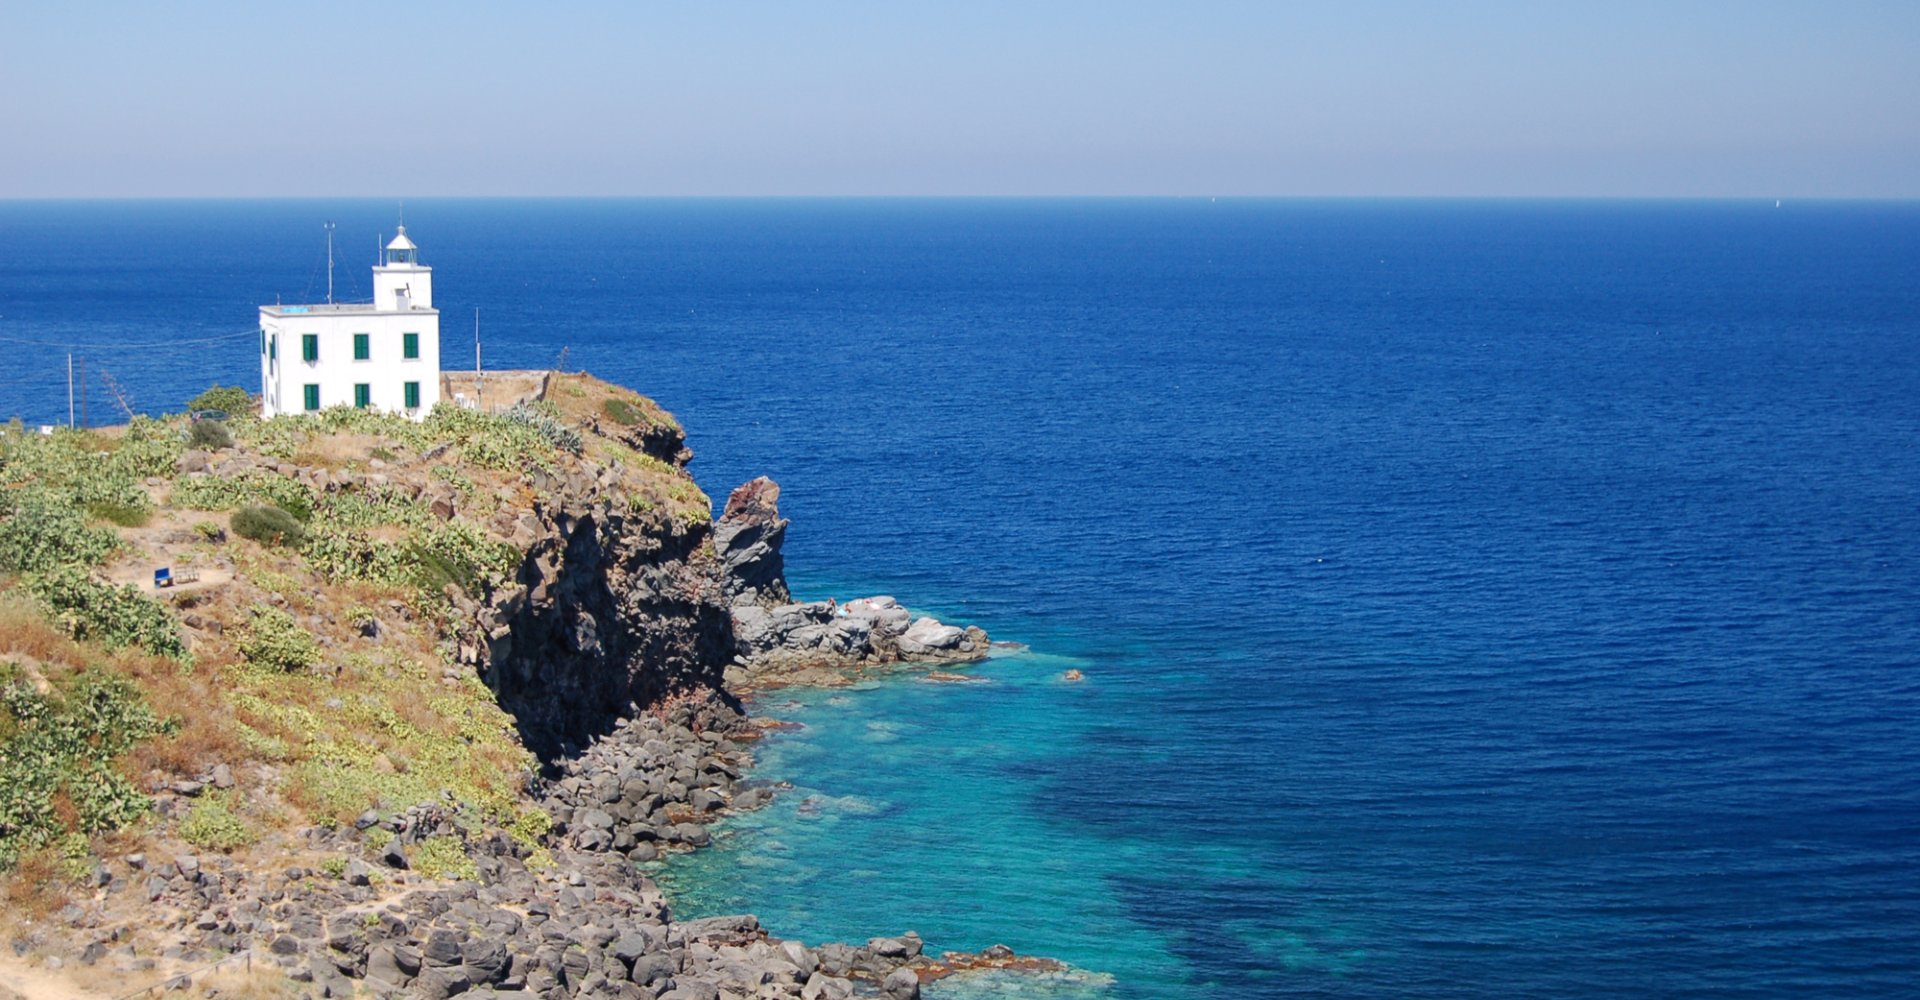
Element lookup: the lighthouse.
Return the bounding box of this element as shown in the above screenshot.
[258,226,443,419]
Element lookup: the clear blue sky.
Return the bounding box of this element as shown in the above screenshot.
[2,1,1914,197]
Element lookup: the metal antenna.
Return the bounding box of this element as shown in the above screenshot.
[324,222,336,305]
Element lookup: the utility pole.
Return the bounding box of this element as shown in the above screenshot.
[474,308,484,411]
[67,353,75,428]
[325,222,336,305]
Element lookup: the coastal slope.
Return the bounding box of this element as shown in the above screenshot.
[0,371,1002,1000]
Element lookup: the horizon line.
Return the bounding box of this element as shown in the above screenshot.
[2,193,1915,204]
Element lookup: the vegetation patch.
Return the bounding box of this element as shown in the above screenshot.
[237,605,319,673]
[411,835,478,881]
[231,505,307,547]
[179,791,253,852]
[25,565,186,660]
[188,419,234,451]
[0,486,121,573]
[601,397,642,426]
[186,385,255,416]
[175,472,314,521]
[0,665,174,871]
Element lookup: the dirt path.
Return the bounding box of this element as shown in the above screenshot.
[0,953,107,1000]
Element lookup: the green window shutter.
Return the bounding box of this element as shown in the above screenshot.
[354,333,370,360]
[302,334,319,362]
[303,384,320,411]
[354,384,370,408]
[270,336,277,360]
[404,381,420,409]
[403,332,419,359]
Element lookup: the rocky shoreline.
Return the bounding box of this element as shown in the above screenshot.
[6,478,1026,1000]
[2,380,1045,1000]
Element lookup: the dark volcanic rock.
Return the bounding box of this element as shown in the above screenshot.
[713,476,791,608]
[473,487,737,762]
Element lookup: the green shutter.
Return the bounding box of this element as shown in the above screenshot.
[302,334,318,362]
[303,384,320,411]
[270,336,277,360]
[403,332,419,359]
[354,383,371,408]
[354,333,370,360]
[404,381,420,409]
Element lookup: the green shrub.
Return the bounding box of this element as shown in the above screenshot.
[179,792,253,852]
[85,498,152,528]
[237,605,319,672]
[231,505,306,547]
[411,836,478,881]
[602,397,641,426]
[187,419,233,451]
[174,473,312,521]
[0,487,121,573]
[192,521,225,542]
[505,402,582,455]
[25,565,186,659]
[185,385,254,417]
[0,668,173,870]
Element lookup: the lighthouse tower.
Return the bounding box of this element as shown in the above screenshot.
[258,226,442,419]
[373,227,434,312]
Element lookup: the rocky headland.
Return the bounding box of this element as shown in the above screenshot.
[0,373,1032,1000]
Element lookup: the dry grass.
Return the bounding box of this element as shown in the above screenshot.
[0,591,89,671]
[290,431,402,470]
[0,850,72,925]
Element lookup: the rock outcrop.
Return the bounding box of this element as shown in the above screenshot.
[712,476,791,607]
[711,480,991,687]
[439,463,734,763]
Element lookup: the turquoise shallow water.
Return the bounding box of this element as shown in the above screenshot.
[650,649,1166,997]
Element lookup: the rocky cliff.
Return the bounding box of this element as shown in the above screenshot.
[0,371,1021,1000]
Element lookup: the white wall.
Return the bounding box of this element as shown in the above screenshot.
[373,265,434,312]
[259,310,441,419]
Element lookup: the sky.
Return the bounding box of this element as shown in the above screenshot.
[1,1,1915,198]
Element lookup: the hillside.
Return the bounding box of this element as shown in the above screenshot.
[0,371,1017,1000]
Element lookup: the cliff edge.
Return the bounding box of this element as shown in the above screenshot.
[0,371,1015,1000]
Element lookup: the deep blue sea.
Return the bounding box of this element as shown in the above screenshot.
[3,199,1919,998]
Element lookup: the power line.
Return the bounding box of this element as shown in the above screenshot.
[0,327,260,349]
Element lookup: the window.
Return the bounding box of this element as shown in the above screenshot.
[403,381,420,409]
[269,335,277,361]
[354,383,371,408]
[302,333,318,362]
[353,333,370,360]
[260,332,267,354]
[303,384,320,411]
[403,332,419,360]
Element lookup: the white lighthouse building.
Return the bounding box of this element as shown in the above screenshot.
[258,227,442,419]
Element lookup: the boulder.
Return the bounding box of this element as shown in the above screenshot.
[882,967,922,1000]
[897,618,965,656]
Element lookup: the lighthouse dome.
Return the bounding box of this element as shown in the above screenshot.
[384,226,419,265]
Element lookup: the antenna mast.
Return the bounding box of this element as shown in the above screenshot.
[324,222,336,305]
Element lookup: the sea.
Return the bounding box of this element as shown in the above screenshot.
[2,198,1917,998]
